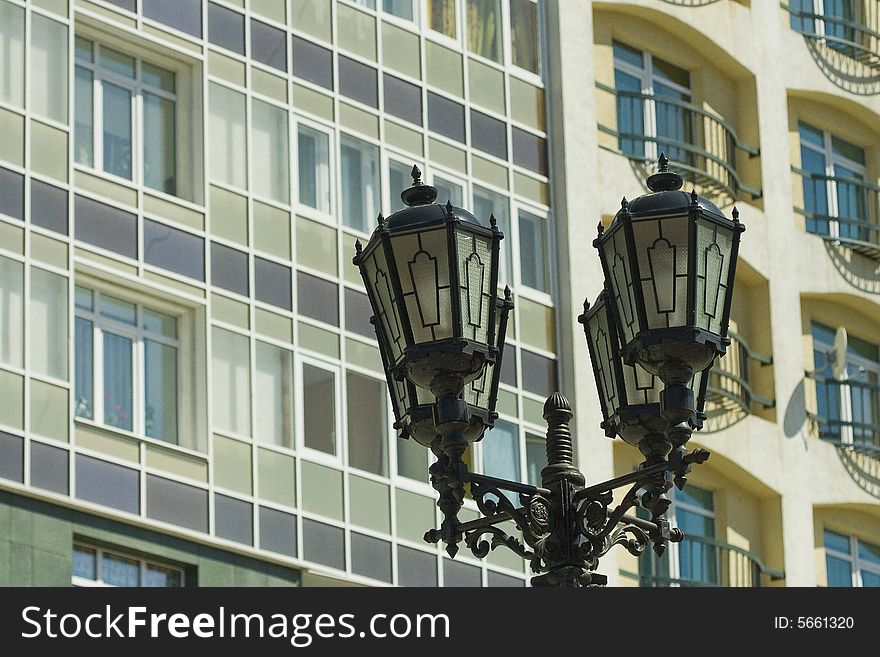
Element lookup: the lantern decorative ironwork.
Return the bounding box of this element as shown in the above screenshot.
[593,154,743,461]
[579,289,710,452]
[353,166,506,546]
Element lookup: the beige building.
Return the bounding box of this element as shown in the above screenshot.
[0,0,876,587]
[551,0,880,587]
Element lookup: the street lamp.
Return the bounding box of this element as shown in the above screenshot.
[353,157,743,587]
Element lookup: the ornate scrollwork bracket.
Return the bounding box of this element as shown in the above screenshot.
[423,393,710,586]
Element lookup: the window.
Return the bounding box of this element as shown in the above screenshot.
[292,37,333,91]
[209,82,247,190]
[471,109,507,159]
[811,322,879,449]
[75,286,185,445]
[466,0,502,62]
[383,0,415,21]
[250,19,287,72]
[73,544,185,587]
[346,371,389,476]
[338,55,379,108]
[384,74,422,126]
[143,0,202,39]
[510,0,540,74]
[434,175,463,207]
[252,99,290,203]
[427,91,465,143]
[791,0,860,56]
[799,122,868,242]
[397,434,428,481]
[340,134,381,232]
[388,159,413,211]
[824,529,880,587]
[255,342,295,448]
[31,14,68,123]
[31,268,68,380]
[75,38,180,195]
[481,420,519,502]
[0,0,24,108]
[207,2,245,55]
[302,363,337,456]
[297,124,331,213]
[473,186,510,286]
[518,209,550,293]
[428,0,456,39]
[212,327,251,437]
[639,485,718,586]
[525,432,545,486]
[613,41,692,164]
[0,256,23,369]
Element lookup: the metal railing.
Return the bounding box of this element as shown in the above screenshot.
[659,0,725,5]
[788,2,880,66]
[622,535,785,587]
[597,83,761,203]
[786,2,880,93]
[705,330,774,419]
[806,371,880,459]
[794,167,880,260]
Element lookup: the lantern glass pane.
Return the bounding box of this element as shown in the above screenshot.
[603,226,639,344]
[694,218,733,335]
[392,228,452,343]
[456,228,494,344]
[363,243,406,362]
[585,300,617,421]
[622,361,662,407]
[632,214,689,330]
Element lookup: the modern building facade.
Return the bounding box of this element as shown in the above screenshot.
[0,0,877,588]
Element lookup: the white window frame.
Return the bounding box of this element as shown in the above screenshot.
[72,543,185,587]
[74,281,196,449]
[799,122,866,239]
[295,118,335,221]
[612,42,692,163]
[824,530,880,587]
[339,132,382,236]
[297,354,343,466]
[73,27,200,202]
[812,324,879,447]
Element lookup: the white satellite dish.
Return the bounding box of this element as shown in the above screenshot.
[832,326,848,380]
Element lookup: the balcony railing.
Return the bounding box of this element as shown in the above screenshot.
[806,371,880,459]
[704,330,774,422]
[622,535,785,587]
[597,83,761,203]
[795,168,880,260]
[659,0,724,5]
[786,2,880,93]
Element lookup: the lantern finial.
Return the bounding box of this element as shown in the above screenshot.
[646,153,683,192]
[401,165,438,207]
[597,220,604,236]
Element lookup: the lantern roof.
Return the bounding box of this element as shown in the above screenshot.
[613,153,726,222]
[384,165,489,232]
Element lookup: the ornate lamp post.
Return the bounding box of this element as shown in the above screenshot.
[353,157,743,587]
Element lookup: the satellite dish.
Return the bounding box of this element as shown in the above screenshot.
[832,327,848,380]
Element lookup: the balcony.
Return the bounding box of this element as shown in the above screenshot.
[597,83,761,204]
[807,371,880,459]
[622,535,785,587]
[703,330,775,429]
[787,2,880,94]
[795,168,880,261]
